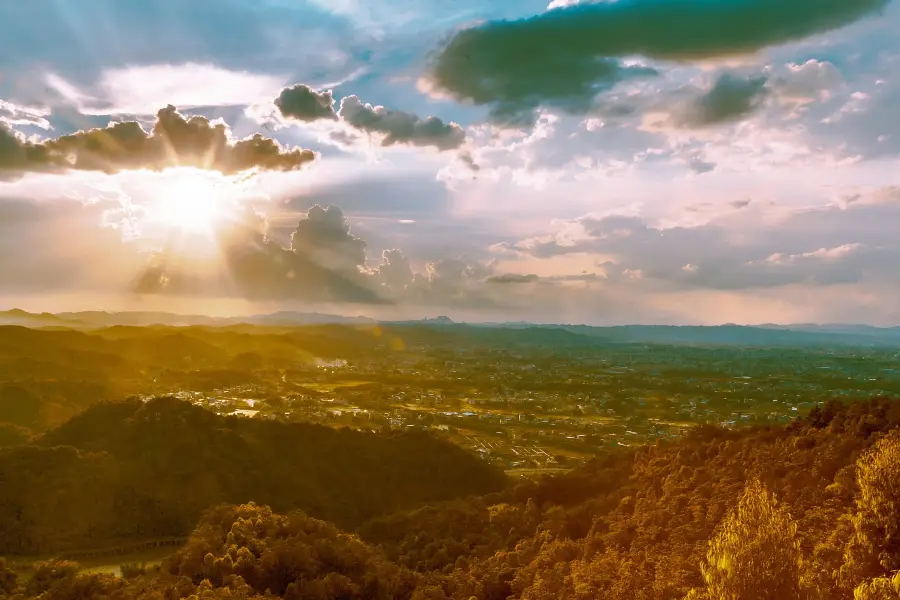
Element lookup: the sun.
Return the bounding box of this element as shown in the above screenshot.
[156,185,220,233]
[151,173,226,234]
[154,177,225,233]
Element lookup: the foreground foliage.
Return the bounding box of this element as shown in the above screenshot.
[3,397,900,600]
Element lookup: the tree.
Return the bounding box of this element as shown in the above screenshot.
[697,479,803,600]
[0,557,17,596]
[24,560,79,596]
[842,430,900,587]
[853,572,900,600]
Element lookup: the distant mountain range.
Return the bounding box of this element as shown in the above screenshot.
[0,309,376,329]
[2,308,900,347]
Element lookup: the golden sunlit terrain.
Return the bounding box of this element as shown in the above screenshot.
[0,312,899,599]
[3,0,900,599]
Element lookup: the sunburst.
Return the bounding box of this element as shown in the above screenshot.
[147,168,230,235]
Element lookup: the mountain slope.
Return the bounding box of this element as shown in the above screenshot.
[0,398,505,554]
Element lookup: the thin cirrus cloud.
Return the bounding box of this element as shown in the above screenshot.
[0,0,360,85]
[274,84,466,151]
[0,100,51,130]
[0,105,315,178]
[45,64,289,116]
[428,0,890,121]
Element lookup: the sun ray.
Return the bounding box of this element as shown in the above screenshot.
[125,167,265,298]
[145,168,233,237]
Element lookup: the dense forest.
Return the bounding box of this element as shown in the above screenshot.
[3,397,900,599]
[0,398,504,555]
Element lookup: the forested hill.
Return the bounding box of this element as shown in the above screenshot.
[0,398,505,555]
[4,397,900,600]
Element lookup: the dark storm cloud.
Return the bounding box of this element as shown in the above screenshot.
[275,85,338,122]
[0,105,315,178]
[430,0,889,120]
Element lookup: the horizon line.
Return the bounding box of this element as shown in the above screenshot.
[1,307,898,330]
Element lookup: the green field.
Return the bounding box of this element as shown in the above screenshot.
[298,380,376,392]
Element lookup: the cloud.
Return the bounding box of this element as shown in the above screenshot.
[0,100,51,130]
[135,204,385,304]
[768,59,843,105]
[449,56,859,184]
[373,248,415,290]
[0,0,360,98]
[801,71,900,160]
[44,65,288,116]
[642,62,844,132]
[675,73,770,127]
[403,256,501,309]
[679,145,719,173]
[290,204,367,272]
[132,203,509,309]
[0,104,315,178]
[765,242,862,263]
[429,0,888,119]
[6,188,900,324]
[441,105,673,187]
[486,273,540,284]
[673,58,899,166]
[275,85,338,122]
[424,256,495,286]
[272,85,466,151]
[369,248,506,309]
[508,189,900,291]
[429,52,656,123]
[337,96,466,150]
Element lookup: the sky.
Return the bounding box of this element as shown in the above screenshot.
[1,0,899,325]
